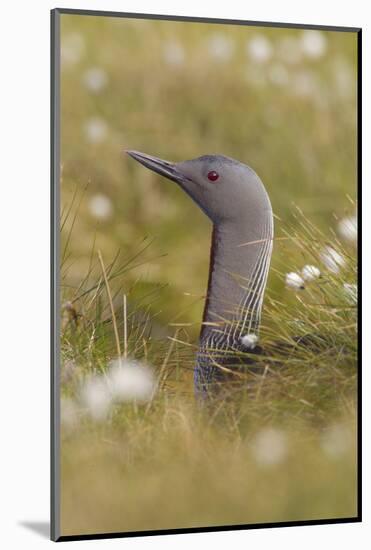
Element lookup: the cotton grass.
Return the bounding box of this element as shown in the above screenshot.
[320,246,346,273]
[285,272,305,290]
[246,35,272,63]
[83,117,108,144]
[80,376,112,422]
[302,264,321,281]
[88,194,113,220]
[77,358,156,423]
[250,427,289,467]
[300,30,327,59]
[240,333,259,349]
[337,216,357,244]
[82,67,108,93]
[108,358,155,403]
[207,34,234,62]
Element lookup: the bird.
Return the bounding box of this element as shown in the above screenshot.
[126,150,274,397]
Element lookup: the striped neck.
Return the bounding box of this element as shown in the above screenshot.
[200,211,273,352]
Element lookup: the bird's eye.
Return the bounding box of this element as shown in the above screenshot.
[207,170,219,182]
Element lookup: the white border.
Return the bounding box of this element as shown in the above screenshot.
[1,1,368,548]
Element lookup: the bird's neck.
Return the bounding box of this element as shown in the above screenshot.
[200,212,273,350]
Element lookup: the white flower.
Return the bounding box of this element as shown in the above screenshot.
[246,35,272,63]
[207,34,234,62]
[240,333,258,349]
[320,246,345,273]
[162,41,185,66]
[250,427,288,466]
[320,423,351,459]
[337,216,357,244]
[343,283,357,304]
[301,265,321,281]
[80,376,112,421]
[285,272,305,290]
[61,397,78,430]
[108,358,155,403]
[61,33,85,66]
[83,67,108,93]
[269,64,289,86]
[88,194,113,220]
[84,117,108,144]
[300,30,327,59]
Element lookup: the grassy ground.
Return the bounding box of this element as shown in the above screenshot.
[61,411,356,535]
[60,213,357,536]
[59,15,358,537]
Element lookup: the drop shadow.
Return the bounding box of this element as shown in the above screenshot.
[19,521,50,539]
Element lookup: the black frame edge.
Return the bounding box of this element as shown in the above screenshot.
[57,516,360,542]
[356,28,362,523]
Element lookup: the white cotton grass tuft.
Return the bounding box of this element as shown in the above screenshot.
[78,359,156,422]
[285,272,305,290]
[84,117,108,144]
[88,193,113,220]
[80,376,112,421]
[162,41,185,66]
[301,265,321,281]
[343,283,357,305]
[300,30,327,59]
[108,358,155,403]
[250,427,288,467]
[61,33,85,66]
[320,246,346,274]
[207,34,234,62]
[337,216,357,244]
[82,67,108,93]
[320,423,352,460]
[240,333,259,349]
[61,397,79,431]
[246,35,272,63]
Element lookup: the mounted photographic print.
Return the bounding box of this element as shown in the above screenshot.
[51,8,361,542]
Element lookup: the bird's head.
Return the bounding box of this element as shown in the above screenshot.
[126,150,270,225]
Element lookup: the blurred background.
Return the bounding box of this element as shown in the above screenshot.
[60,14,357,337]
[59,15,358,537]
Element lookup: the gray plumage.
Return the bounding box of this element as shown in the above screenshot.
[126,151,273,396]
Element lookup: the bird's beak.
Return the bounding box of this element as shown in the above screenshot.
[126,150,190,186]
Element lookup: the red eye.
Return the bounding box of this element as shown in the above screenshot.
[207,170,219,182]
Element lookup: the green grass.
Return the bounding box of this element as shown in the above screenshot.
[59,15,358,537]
[60,211,357,536]
[61,410,356,535]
